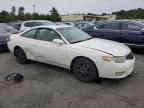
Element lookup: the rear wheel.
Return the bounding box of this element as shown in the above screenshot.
[15,48,29,64]
[72,58,98,83]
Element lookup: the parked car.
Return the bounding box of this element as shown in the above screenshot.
[64,22,74,26]
[55,22,66,25]
[141,20,144,24]
[0,23,19,34]
[83,20,144,49]
[74,22,94,29]
[8,22,22,30]
[0,27,10,51]
[7,25,135,82]
[20,20,55,32]
[94,21,106,25]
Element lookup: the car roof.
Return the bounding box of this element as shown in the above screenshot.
[33,25,73,29]
[23,20,52,23]
[0,23,7,25]
[19,25,73,35]
[104,20,143,23]
[95,20,144,26]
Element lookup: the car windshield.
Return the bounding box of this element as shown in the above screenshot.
[57,27,93,44]
[0,24,15,30]
[0,27,7,33]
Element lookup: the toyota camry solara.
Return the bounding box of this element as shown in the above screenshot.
[7,25,135,82]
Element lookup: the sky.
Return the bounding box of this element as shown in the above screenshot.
[0,0,144,15]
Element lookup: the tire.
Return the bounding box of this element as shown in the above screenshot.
[72,58,98,83]
[15,48,29,64]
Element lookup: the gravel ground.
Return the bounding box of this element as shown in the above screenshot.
[0,51,144,108]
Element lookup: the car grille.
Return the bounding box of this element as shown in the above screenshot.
[126,52,134,60]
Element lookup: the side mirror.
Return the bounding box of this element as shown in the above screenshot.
[53,39,64,45]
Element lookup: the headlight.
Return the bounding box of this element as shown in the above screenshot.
[102,56,126,63]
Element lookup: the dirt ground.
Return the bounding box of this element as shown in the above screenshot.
[0,51,144,108]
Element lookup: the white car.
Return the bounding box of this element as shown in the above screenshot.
[20,20,55,32]
[7,25,135,82]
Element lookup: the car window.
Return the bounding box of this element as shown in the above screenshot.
[57,27,92,44]
[83,23,90,28]
[24,22,35,27]
[128,23,142,31]
[96,24,104,29]
[40,22,55,25]
[1,24,15,30]
[34,22,55,26]
[21,29,37,39]
[122,22,142,31]
[0,27,7,33]
[34,22,41,26]
[36,28,60,42]
[97,22,120,30]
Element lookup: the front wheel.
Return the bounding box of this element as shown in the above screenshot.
[72,58,98,83]
[15,48,29,64]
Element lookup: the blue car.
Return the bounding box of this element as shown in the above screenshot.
[74,22,94,30]
[83,20,144,49]
[0,27,10,51]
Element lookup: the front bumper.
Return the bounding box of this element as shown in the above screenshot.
[97,57,135,79]
[0,43,8,51]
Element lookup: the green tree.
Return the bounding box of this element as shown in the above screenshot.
[0,6,62,22]
[50,7,61,22]
[33,13,40,20]
[11,6,16,15]
[10,6,16,21]
[39,14,46,20]
[17,7,25,21]
[0,11,10,22]
[102,13,107,16]
[24,13,33,20]
[46,14,51,21]
[112,8,144,19]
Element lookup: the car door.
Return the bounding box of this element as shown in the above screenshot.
[120,22,144,46]
[94,21,121,42]
[20,28,38,59]
[32,28,67,66]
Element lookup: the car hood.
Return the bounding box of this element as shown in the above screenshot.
[74,38,131,56]
[9,29,19,34]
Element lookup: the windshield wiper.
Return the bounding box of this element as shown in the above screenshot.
[71,40,86,44]
[84,37,94,41]
[71,37,94,44]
